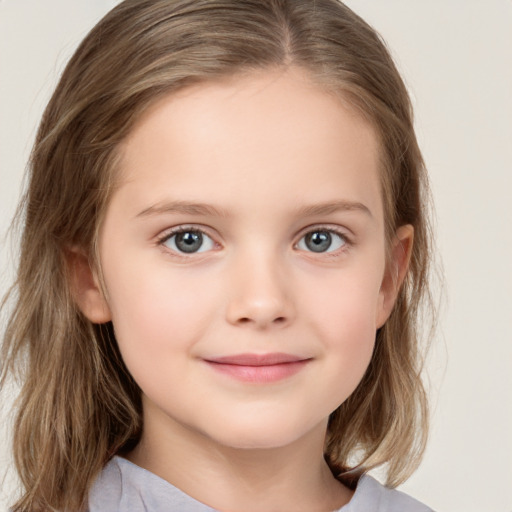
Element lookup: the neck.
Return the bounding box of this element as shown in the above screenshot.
[127,403,352,512]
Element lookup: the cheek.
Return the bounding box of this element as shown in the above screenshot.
[299,267,382,381]
[104,263,219,368]
[302,265,382,335]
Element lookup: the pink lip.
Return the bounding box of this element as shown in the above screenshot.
[203,353,311,383]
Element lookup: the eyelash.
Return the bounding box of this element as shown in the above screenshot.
[156,226,218,256]
[296,226,352,257]
[156,225,352,257]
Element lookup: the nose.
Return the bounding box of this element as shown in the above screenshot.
[225,251,294,329]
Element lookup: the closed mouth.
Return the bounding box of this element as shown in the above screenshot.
[204,352,310,366]
[203,353,312,383]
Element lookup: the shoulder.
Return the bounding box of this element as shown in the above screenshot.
[87,456,217,512]
[340,475,434,512]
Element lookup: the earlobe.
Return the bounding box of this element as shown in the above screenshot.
[66,247,112,324]
[376,224,414,328]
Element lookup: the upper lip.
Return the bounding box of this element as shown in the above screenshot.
[204,353,310,366]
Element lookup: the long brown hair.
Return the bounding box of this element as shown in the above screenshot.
[1,1,435,510]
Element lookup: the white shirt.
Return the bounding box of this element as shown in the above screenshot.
[88,456,434,511]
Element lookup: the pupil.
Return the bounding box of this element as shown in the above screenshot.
[176,231,203,253]
[306,231,331,253]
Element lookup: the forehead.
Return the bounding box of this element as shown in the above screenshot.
[114,67,383,222]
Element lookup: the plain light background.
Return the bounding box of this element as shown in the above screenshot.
[1,1,511,511]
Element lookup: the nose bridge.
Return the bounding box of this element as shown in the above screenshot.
[225,242,293,328]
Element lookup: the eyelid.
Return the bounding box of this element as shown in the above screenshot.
[154,223,352,255]
[296,224,352,240]
[156,225,221,254]
[294,225,353,253]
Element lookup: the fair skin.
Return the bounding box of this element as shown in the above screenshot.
[73,67,412,511]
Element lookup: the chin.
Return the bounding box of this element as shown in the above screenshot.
[204,416,323,451]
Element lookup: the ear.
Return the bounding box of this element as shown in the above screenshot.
[376,224,414,328]
[66,247,112,324]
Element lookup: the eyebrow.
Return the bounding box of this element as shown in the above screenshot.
[296,200,373,218]
[135,199,372,219]
[136,200,228,219]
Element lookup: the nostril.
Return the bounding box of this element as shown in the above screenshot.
[236,316,287,326]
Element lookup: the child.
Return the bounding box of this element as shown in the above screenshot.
[0,0,436,510]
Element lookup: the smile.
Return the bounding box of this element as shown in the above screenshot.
[203,353,312,383]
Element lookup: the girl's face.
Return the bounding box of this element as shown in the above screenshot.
[83,68,409,452]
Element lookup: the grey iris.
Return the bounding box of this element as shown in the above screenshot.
[304,231,332,252]
[175,231,203,253]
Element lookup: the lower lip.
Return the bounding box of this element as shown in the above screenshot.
[205,360,309,383]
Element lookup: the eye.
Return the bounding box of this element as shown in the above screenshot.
[296,229,347,253]
[160,229,216,254]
